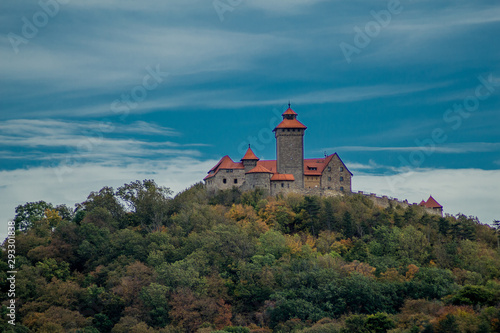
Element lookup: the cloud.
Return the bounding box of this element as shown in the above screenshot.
[245,0,329,14]
[353,168,500,224]
[330,142,500,154]
[0,158,218,241]
[0,119,206,165]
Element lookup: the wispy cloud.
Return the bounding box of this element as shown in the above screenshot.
[330,142,500,154]
[0,119,207,165]
[353,168,500,224]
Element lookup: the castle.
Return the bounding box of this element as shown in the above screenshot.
[204,106,352,196]
[204,106,443,216]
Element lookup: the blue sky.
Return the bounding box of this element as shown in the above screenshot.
[1,0,499,240]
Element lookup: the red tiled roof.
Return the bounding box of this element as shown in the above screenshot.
[203,173,213,180]
[304,155,334,175]
[246,165,272,174]
[205,155,244,180]
[271,173,295,181]
[205,154,352,180]
[241,147,259,161]
[273,118,307,130]
[257,160,277,173]
[282,107,298,116]
[425,195,442,208]
[419,200,426,206]
[209,155,244,172]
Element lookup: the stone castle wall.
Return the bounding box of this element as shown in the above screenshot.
[355,191,442,216]
[319,155,351,192]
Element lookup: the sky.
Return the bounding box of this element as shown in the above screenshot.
[1,0,499,241]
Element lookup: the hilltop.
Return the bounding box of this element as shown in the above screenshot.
[2,180,500,333]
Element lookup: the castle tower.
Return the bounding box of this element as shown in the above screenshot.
[273,106,307,188]
[241,145,259,172]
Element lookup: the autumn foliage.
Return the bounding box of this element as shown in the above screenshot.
[2,181,500,332]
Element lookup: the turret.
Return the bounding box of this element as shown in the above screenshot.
[241,145,260,173]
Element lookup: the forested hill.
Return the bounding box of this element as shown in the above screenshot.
[2,180,500,333]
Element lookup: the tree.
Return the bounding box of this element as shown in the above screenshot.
[140,283,170,327]
[14,201,53,231]
[364,313,395,333]
[116,179,172,232]
[80,186,126,228]
[493,220,500,249]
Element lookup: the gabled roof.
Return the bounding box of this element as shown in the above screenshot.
[303,153,353,176]
[241,147,259,161]
[304,155,334,175]
[273,118,307,131]
[204,155,244,180]
[271,173,295,181]
[246,165,272,174]
[425,196,442,208]
[419,196,442,209]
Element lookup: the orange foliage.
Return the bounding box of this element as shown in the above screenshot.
[342,260,376,278]
[227,204,269,236]
[406,264,419,281]
[170,288,232,332]
[380,268,405,282]
[110,261,156,306]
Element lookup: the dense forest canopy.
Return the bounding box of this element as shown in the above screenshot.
[2,180,500,333]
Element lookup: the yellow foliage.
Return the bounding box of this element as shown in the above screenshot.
[406,264,419,281]
[331,239,353,256]
[285,234,303,255]
[342,260,376,278]
[303,234,317,251]
[226,204,268,236]
[380,268,405,282]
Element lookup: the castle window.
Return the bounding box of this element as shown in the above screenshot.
[340,176,344,182]
[223,178,227,184]
[234,179,238,184]
[340,167,344,172]
[274,184,276,188]
[328,186,332,189]
[288,183,290,188]
[328,167,331,172]
[281,183,284,188]
[340,186,344,191]
[328,177,331,181]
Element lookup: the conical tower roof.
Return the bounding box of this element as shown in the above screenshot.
[241,146,259,161]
